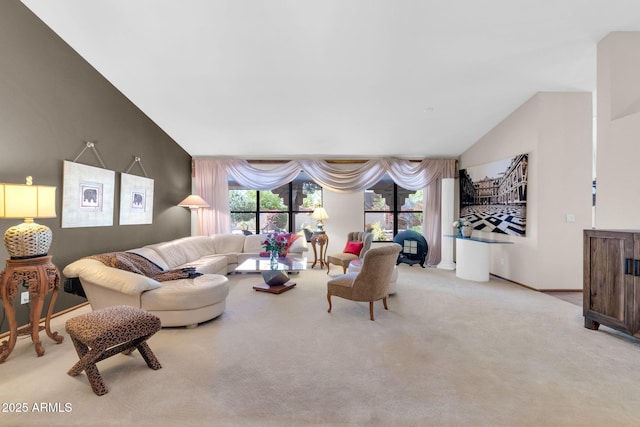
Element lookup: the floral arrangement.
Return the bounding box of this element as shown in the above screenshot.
[453,219,472,238]
[453,219,471,228]
[262,233,289,256]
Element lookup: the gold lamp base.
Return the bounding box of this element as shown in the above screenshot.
[3,219,52,259]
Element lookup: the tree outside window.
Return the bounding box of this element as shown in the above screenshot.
[229,173,322,235]
[365,176,423,242]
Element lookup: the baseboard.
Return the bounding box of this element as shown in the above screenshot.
[0,301,89,340]
[489,274,581,293]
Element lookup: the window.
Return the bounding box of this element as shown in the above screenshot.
[364,176,423,242]
[229,173,322,235]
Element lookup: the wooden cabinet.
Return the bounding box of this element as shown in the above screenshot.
[583,229,640,337]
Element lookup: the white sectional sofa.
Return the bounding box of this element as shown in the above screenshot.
[63,233,308,328]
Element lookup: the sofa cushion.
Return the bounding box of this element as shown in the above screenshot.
[243,234,269,254]
[141,274,229,312]
[144,236,214,269]
[176,254,229,275]
[212,234,246,254]
[126,247,170,271]
[178,236,217,258]
[144,240,189,269]
[63,259,162,295]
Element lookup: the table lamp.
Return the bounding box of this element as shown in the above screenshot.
[178,194,209,210]
[311,206,329,232]
[0,176,57,259]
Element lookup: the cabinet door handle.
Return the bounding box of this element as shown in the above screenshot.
[635,260,640,277]
[625,258,633,275]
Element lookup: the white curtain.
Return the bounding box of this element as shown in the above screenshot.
[423,178,442,266]
[298,160,387,192]
[193,158,457,264]
[225,160,302,189]
[194,159,231,236]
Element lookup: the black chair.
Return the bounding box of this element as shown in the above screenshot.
[393,230,428,268]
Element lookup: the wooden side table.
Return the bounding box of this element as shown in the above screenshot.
[0,255,64,363]
[310,231,329,269]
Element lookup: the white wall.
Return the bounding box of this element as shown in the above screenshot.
[595,32,640,229]
[459,92,592,290]
[322,189,365,255]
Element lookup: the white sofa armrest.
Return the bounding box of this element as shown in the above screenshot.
[63,258,162,295]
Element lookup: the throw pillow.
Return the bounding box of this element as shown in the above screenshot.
[282,233,299,256]
[343,241,364,256]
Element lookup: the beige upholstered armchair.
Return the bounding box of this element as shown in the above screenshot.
[326,244,402,320]
[326,231,373,274]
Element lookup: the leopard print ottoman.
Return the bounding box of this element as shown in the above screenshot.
[65,305,162,396]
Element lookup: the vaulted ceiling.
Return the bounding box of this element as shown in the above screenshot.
[20,0,640,159]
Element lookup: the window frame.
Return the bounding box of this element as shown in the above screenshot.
[229,179,322,235]
[364,181,423,242]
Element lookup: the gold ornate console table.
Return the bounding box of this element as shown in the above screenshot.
[0,255,64,363]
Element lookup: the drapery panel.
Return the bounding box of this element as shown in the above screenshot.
[193,157,456,265]
[194,159,231,235]
[423,178,443,266]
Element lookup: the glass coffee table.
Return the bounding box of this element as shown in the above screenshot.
[235,257,307,294]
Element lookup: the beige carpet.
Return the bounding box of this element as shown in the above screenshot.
[3,266,640,427]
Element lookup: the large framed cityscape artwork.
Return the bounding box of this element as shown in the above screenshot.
[459,153,528,237]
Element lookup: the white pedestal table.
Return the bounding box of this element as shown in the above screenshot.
[447,236,513,282]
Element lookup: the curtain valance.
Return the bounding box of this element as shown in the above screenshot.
[196,158,456,193]
[193,157,457,267]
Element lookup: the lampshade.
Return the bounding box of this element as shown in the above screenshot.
[0,177,57,259]
[178,194,209,210]
[310,207,329,220]
[310,206,329,232]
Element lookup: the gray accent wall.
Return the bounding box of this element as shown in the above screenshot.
[0,1,192,332]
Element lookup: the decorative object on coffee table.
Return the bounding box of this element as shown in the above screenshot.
[263,269,290,286]
[269,251,279,269]
[262,233,289,256]
[235,256,306,294]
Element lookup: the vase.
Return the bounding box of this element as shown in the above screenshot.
[269,250,279,269]
[461,225,472,238]
[456,227,463,238]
